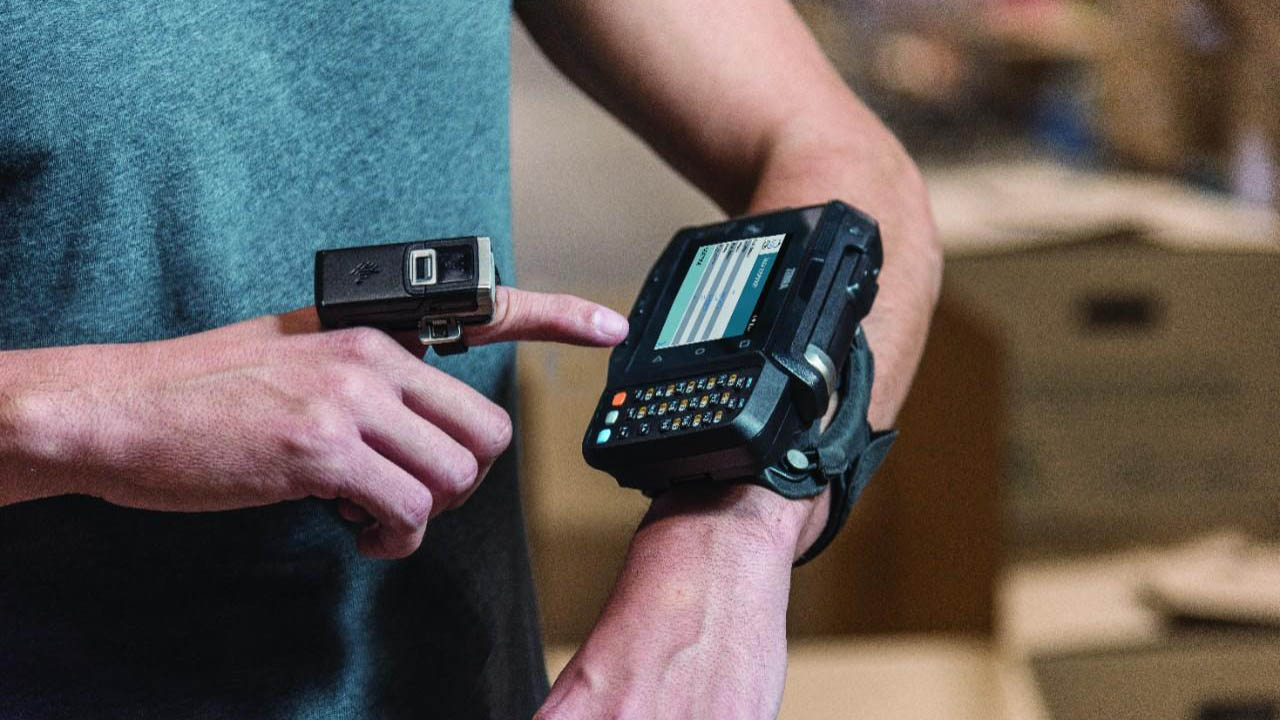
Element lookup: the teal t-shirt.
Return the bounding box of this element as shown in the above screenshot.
[0,2,547,717]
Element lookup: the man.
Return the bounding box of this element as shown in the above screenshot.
[0,1,939,718]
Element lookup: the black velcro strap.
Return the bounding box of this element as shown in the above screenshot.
[794,429,896,566]
[792,326,896,566]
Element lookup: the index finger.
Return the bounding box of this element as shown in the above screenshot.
[462,286,629,347]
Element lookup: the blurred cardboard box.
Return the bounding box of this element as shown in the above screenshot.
[1095,0,1229,173]
[1032,637,1280,720]
[1000,540,1280,720]
[517,336,648,641]
[1096,0,1280,205]
[931,161,1280,554]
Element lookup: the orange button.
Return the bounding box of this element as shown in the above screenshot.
[610,391,627,407]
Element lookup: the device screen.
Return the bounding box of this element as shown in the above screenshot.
[654,234,785,350]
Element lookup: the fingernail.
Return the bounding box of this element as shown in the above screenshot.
[591,308,629,340]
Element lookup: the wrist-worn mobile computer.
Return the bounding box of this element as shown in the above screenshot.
[581,201,897,563]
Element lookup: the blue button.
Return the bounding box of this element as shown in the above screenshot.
[605,410,619,425]
[596,428,612,444]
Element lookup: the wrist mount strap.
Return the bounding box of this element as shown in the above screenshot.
[751,326,897,566]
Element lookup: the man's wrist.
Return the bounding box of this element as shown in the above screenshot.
[0,386,70,505]
[0,346,110,506]
[644,482,831,564]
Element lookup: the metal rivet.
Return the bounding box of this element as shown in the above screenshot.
[785,449,810,472]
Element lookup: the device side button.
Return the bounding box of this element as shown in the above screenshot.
[797,257,825,301]
[803,343,836,419]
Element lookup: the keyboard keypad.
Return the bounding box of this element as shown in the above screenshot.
[592,368,758,444]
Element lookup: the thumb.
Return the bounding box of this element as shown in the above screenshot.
[462,286,629,347]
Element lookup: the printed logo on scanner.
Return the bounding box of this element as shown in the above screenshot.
[349,261,380,285]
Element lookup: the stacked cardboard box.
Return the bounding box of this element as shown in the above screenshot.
[932,161,1280,554]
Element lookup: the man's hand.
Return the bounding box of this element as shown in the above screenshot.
[0,287,628,559]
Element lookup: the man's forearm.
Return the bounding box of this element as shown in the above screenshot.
[748,116,942,427]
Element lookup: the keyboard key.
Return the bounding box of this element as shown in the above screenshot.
[604,410,619,426]
[612,391,627,407]
[595,428,612,444]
